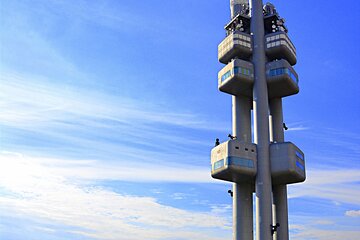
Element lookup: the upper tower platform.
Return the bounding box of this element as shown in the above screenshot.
[218,58,254,97]
[263,8,297,66]
[218,11,252,64]
[217,1,299,99]
[211,139,257,183]
[218,58,298,98]
[266,59,299,98]
[218,31,252,64]
[265,32,297,66]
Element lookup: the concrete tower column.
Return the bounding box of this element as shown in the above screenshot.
[232,96,253,240]
[230,1,254,239]
[270,98,289,240]
[250,0,273,239]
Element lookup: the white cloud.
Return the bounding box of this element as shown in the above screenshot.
[210,204,232,216]
[0,72,225,168]
[291,224,360,240]
[287,126,309,131]
[313,220,334,225]
[345,210,360,217]
[170,192,195,200]
[285,121,310,131]
[289,168,360,205]
[0,73,223,132]
[0,152,229,240]
[0,152,213,184]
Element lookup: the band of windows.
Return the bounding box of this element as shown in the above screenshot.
[295,151,304,161]
[219,33,251,47]
[218,33,252,58]
[221,66,253,82]
[266,33,296,54]
[212,157,255,171]
[267,67,298,83]
[213,159,225,171]
[296,161,305,171]
[228,157,255,168]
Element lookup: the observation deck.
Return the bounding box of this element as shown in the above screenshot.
[210,140,305,185]
[218,31,252,64]
[266,59,299,98]
[218,59,298,99]
[265,32,297,65]
[270,142,306,185]
[211,140,257,183]
[218,59,254,97]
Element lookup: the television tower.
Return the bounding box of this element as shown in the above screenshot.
[210,1,306,240]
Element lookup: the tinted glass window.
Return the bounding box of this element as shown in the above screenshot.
[213,159,225,170]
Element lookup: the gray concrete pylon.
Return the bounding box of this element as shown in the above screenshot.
[250,0,273,239]
[270,98,289,240]
[229,1,254,239]
[232,96,253,240]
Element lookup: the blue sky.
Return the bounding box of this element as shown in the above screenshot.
[0,0,359,239]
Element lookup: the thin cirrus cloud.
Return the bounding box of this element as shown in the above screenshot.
[288,168,360,205]
[0,72,226,164]
[1,72,359,240]
[1,151,359,240]
[287,126,309,131]
[0,152,212,184]
[1,72,359,201]
[345,210,360,218]
[0,73,222,131]
[290,224,360,240]
[0,152,230,240]
[1,150,359,203]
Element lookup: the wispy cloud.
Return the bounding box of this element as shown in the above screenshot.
[0,152,213,184]
[319,128,360,156]
[0,152,229,240]
[289,168,360,205]
[4,152,359,239]
[290,224,360,240]
[345,210,360,218]
[0,72,225,163]
[0,73,221,130]
[209,204,232,216]
[287,126,309,131]
[285,121,310,132]
[312,220,335,225]
[288,212,360,240]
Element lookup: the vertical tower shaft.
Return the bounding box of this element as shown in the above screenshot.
[270,98,289,240]
[232,96,253,240]
[250,0,273,239]
[211,1,304,240]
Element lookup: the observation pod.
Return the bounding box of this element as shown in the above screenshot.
[211,139,257,183]
[270,142,306,185]
[218,31,252,64]
[218,59,254,97]
[266,59,299,98]
[265,32,297,66]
